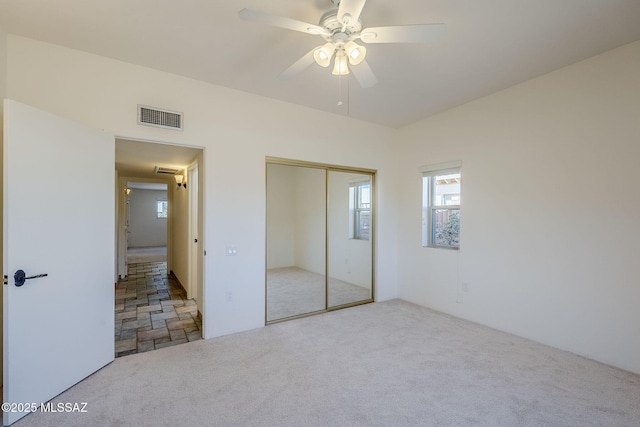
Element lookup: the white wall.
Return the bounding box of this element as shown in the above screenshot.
[396,40,640,373]
[5,35,399,339]
[127,188,167,247]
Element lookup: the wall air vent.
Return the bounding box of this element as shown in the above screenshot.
[138,105,183,131]
[154,166,182,175]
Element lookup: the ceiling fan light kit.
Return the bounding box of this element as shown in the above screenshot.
[238,0,445,88]
[332,49,350,76]
[313,42,336,67]
[345,41,366,65]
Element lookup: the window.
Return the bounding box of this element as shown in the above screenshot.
[349,182,371,240]
[157,200,168,218]
[421,162,461,248]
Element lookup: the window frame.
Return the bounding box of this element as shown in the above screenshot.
[421,162,461,249]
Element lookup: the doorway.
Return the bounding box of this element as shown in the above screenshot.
[125,181,168,264]
[265,158,375,323]
[115,138,205,356]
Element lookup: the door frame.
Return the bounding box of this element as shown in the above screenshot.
[117,176,173,278]
[187,161,200,300]
[114,136,206,336]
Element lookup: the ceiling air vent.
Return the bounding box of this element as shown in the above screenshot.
[138,105,183,131]
[154,166,182,175]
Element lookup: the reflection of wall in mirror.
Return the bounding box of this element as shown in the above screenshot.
[328,172,372,289]
[266,164,295,269]
[293,167,326,275]
[266,164,326,275]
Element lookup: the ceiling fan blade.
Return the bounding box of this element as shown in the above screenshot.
[351,60,378,88]
[360,24,446,44]
[279,49,317,80]
[337,0,368,25]
[238,8,326,36]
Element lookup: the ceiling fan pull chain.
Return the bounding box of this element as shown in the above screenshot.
[348,76,351,116]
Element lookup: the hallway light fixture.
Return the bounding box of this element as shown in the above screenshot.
[175,174,187,189]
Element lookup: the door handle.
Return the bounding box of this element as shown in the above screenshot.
[14,270,48,287]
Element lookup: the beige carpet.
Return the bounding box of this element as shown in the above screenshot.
[267,267,372,321]
[13,300,640,427]
[126,246,167,264]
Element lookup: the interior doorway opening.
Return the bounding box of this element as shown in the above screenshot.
[125,181,168,265]
[115,138,205,356]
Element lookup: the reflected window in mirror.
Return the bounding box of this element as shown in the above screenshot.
[349,182,371,240]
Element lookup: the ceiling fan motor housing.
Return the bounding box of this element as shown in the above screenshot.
[319,10,362,45]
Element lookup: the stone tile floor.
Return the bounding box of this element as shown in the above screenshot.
[115,261,202,357]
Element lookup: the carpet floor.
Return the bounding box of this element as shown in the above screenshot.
[267,267,371,321]
[13,300,640,427]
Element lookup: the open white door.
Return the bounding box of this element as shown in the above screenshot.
[3,100,115,425]
[188,164,199,300]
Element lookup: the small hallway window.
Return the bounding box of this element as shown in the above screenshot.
[157,200,168,218]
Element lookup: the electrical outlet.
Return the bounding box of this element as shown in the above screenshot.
[462,282,469,292]
[225,291,233,302]
[226,245,238,256]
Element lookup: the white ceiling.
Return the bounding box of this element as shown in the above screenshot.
[1,1,640,128]
[115,138,201,180]
[127,182,167,191]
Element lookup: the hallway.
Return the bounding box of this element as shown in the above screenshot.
[115,261,202,357]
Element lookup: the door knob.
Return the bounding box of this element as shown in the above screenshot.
[14,270,48,287]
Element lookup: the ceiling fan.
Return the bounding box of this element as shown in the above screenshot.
[238,0,445,88]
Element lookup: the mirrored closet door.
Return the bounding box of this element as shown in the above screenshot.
[266,159,374,323]
[266,163,327,321]
[327,171,373,308]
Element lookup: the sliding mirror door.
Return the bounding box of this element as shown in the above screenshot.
[327,171,373,308]
[266,163,326,322]
[266,159,375,323]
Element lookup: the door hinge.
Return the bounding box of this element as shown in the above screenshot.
[3,275,8,285]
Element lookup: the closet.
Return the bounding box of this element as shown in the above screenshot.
[266,159,374,323]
